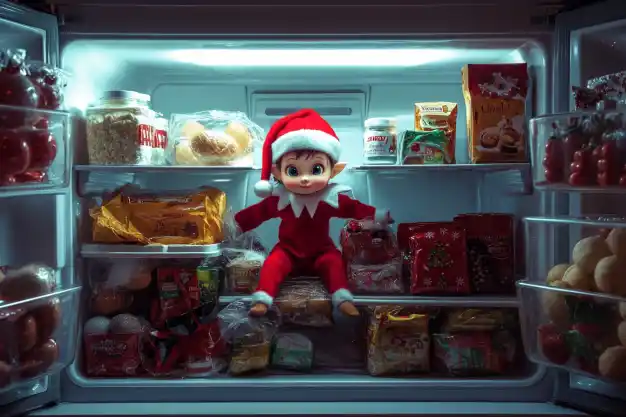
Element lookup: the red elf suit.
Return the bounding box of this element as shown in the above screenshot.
[233,109,388,309]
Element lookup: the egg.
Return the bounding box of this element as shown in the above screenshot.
[606,228,626,257]
[17,314,37,353]
[109,314,142,334]
[91,289,130,316]
[19,338,59,379]
[547,263,570,284]
[0,360,12,388]
[594,255,626,296]
[31,299,61,343]
[562,264,594,291]
[83,316,111,335]
[573,235,612,275]
[598,346,626,381]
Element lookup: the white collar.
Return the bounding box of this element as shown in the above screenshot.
[273,182,353,218]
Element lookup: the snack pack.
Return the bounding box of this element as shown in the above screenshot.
[367,307,430,376]
[271,333,314,371]
[399,130,451,165]
[413,102,458,163]
[218,299,280,375]
[90,186,227,245]
[169,110,264,167]
[275,279,333,327]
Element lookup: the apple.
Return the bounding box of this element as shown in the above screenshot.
[24,129,56,170]
[0,73,39,128]
[0,130,31,177]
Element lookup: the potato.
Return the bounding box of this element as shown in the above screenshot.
[562,264,594,291]
[542,280,571,330]
[606,228,626,257]
[598,346,626,381]
[618,321,626,347]
[573,235,612,274]
[547,264,571,284]
[594,255,626,296]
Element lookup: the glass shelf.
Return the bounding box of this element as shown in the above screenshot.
[81,243,222,259]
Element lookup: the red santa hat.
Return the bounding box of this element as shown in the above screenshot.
[254,109,341,197]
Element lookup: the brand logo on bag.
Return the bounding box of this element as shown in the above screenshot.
[154,129,168,149]
[92,339,128,356]
[367,135,389,143]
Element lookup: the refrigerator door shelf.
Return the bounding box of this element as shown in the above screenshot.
[81,243,222,259]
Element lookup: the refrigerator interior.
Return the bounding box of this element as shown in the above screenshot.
[59,38,556,403]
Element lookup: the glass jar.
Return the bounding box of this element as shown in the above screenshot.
[85,90,156,165]
[363,117,397,165]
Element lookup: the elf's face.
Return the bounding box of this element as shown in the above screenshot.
[272,151,333,195]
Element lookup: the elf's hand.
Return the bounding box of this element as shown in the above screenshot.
[363,210,393,230]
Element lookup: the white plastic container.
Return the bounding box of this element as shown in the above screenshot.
[363,117,397,165]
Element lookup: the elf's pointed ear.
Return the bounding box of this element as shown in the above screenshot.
[271,164,281,180]
[331,162,346,178]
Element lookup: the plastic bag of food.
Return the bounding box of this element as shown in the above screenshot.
[271,333,314,371]
[340,219,401,265]
[27,61,69,111]
[218,299,280,375]
[275,278,333,327]
[168,110,264,167]
[90,185,227,245]
[366,306,430,376]
[441,308,516,333]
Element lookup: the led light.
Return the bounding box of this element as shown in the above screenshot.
[165,49,458,67]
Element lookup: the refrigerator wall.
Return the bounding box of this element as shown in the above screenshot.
[61,36,555,403]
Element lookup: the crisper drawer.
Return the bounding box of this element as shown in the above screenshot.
[0,105,70,197]
[0,265,80,404]
[518,216,626,385]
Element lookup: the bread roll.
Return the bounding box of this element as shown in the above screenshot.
[573,235,612,274]
[594,255,626,296]
[606,228,626,257]
[562,264,594,291]
[547,264,570,284]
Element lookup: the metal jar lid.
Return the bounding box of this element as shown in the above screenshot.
[365,117,397,128]
[101,90,151,104]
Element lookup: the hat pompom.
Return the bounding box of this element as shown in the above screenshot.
[254,180,273,198]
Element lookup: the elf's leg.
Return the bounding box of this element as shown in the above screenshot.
[250,245,293,316]
[313,249,359,317]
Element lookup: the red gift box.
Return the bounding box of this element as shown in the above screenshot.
[408,222,470,295]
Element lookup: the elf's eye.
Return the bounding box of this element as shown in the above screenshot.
[286,166,299,177]
[311,164,324,175]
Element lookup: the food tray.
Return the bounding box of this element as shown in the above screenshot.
[530,111,626,191]
[0,287,81,392]
[517,280,626,384]
[0,105,70,192]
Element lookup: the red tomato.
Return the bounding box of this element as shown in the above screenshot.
[24,130,56,171]
[620,175,626,186]
[569,172,589,186]
[570,161,583,173]
[572,323,603,339]
[0,130,31,177]
[545,169,563,183]
[538,323,570,365]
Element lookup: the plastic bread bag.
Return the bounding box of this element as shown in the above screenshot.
[275,278,333,327]
[271,333,314,372]
[168,110,264,167]
[218,299,280,375]
[348,261,404,294]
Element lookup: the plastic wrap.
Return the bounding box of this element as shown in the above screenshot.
[275,279,333,327]
[271,333,314,371]
[340,219,403,294]
[26,61,69,111]
[366,306,430,376]
[169,110,264,167]
[89,186,227,245]
[218,299,280,375]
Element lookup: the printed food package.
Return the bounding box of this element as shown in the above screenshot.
[573,70,626,110]
[225,250,265,294]
[433,308,518,376]
[399,130,451,165]
[90,186,227,245]
[218,299,280,375]
[0,265,61,387]
[340,219,404,293]
[414,102,458,163]
[169,110,264,167]
[454,213,516,294]
[366,307,430,376]
[275,279,333,327]
[271,333,314,371]
[462,64,528,163]
[408,222,470,295]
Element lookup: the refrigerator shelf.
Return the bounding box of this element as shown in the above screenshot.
[516,281,626,386]
[0,186,68,199]
[524,215,626,228]
[81,244,222,259]
[350,163,530,174]
[219,294,519,308]
[75,165,256,173]
[534,183,626,194]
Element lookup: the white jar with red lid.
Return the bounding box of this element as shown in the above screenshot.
[363,117,397,165]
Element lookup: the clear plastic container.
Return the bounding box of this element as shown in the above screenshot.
[0,105,70,191]
[85,90,157,165]
[529,110,626,189]
[519,215,626,382]
[0,286,80,391]
[363,117,397,165]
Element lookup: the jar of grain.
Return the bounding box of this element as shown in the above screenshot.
[363,117,397,165]
[86,90,157,165]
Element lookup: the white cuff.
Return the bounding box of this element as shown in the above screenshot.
[374,209,389,224]
[251,290,273,307]
[331,288,354,307]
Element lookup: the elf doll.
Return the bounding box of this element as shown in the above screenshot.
[234,109,391,317]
